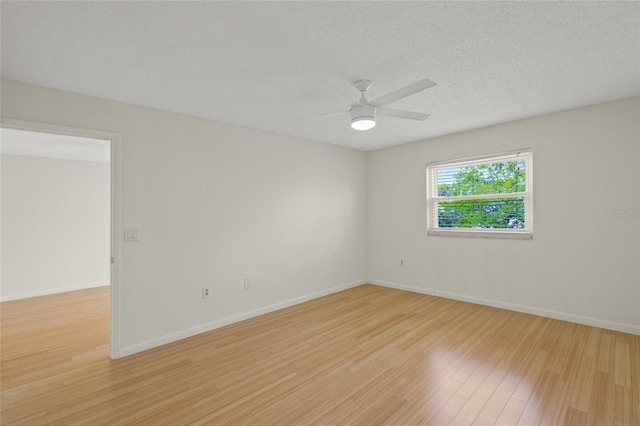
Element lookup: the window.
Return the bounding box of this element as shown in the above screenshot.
[426,149,533,239]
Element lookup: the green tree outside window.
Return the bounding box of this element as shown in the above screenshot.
[436,161,526,229]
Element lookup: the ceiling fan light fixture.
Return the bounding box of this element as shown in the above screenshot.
[351,117,376,131]
[350,104,376,131]
[309,77,434,133]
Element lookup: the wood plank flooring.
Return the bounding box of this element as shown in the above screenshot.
[1,284,638,425]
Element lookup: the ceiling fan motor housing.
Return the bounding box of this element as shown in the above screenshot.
[351,104,376,130]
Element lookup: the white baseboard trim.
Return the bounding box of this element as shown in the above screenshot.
[114,279,367,358]
[369,279,640,336]
[0,281,110,302]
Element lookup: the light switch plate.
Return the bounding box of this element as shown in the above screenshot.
[124,228,139,242]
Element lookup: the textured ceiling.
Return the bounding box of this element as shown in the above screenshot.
[1,1,639,151]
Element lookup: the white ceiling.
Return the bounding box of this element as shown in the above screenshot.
[1,2,638,151]
[1,128,111,163]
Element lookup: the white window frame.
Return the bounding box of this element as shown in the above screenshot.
[426,149,533,239]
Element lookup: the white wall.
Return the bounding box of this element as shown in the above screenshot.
[367,97,640,334]
[1,79,368,356]
[1,154,110,300]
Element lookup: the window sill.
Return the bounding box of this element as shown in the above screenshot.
[427,229,533,240]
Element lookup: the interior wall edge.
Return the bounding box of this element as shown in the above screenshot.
[369,279,640,336]
[113,279,367,358]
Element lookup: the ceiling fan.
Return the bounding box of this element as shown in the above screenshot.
[311,77,436,131]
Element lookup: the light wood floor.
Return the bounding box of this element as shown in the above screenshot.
[1,285,638,425]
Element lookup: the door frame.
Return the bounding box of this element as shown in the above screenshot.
[1,118,122,359]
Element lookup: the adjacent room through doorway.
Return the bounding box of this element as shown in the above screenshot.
[1,127,112,354]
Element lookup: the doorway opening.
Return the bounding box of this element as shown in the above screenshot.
[1,120,121,359]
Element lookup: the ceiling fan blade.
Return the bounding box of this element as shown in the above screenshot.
[293,110,348,121]
[377,108,430,121]
[370,78,436,107]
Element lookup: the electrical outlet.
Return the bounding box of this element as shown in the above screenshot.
[243,278,251,289]
[202,287,210,298]
[123,228,139,242]
[400,259,405,267]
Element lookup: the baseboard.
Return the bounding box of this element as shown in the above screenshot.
[369,279,640,336]
[114,279,367,358]
[0,281,110,302]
